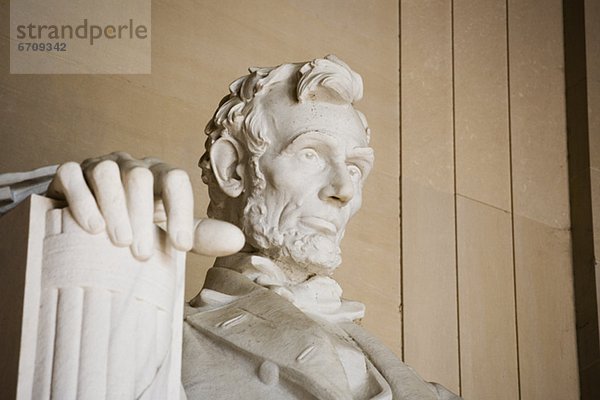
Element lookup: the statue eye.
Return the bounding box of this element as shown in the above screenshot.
[348,165,362,178]
[300,149,319,162]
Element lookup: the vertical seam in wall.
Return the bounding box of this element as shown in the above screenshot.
[398,0,405,362]
[505,0,522,399]
[450,0,462,395]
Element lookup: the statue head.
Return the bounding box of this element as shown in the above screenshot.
[199,55,374,279]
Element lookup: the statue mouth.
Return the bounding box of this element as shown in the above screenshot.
[299,216,339,236]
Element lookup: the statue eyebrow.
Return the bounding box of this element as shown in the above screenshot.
[347,148,374,176]
[347,147,374,162]
[282,131,338,154]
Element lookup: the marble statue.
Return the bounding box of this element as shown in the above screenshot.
[0,55,461,399]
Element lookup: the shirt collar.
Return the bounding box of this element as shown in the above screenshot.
[200,253,365,323]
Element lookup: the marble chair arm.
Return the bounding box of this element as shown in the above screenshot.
[0,165,58,216]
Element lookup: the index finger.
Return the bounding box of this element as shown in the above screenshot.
[153,165,194,251]
[47,162,105,234]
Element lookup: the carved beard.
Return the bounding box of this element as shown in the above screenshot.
[241,191,342,275]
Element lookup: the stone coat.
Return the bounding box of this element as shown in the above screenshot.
[182,267,460,400]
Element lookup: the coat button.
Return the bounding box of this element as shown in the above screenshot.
[258,360,279,385]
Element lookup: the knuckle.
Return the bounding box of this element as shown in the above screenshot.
[126,166,153,186]
[81,157,99,169]
[164,168,190,186]
[143,157,164,169]
[143,156,161,164]
[92,159,119,181]
[122,159,149,171]
[111,151,133,160]
[56,162,81,182]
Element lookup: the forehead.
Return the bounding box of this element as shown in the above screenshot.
[259,85,369,152]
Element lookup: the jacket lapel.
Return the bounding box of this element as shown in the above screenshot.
[186,268,355,400]
[341,322,440,400]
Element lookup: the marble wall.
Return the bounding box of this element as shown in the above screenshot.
[401,0,595,398]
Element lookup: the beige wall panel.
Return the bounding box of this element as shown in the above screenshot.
[457,196,519,399]
[507,0,570,229]
[335,170,401,354]
[400,0,454,193]
[454,0,511,211]
[0,1,400,353]
[402,179,459,393]
[513,215,579,399]
[508,1,580,398]
[401,0,459,391]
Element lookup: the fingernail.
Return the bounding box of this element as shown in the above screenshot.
[176,231,192,249]
[133,242,153,260]
[114,226,132,245]
[87,216,105,233]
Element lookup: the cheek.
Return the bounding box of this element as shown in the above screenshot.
[264,177,307,205]
[261,180,306,227]
[346,184,364,217]
[346,199,361,220]
[267,164,321,202]
[270,154,327,186]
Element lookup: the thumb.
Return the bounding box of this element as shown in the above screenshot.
[191,218,245,256]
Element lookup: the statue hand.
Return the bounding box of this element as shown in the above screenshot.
[47,151,244,260]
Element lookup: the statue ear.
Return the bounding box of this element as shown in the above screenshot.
[210,137,245,198]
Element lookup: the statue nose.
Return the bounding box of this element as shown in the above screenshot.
[319,166,354,205]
